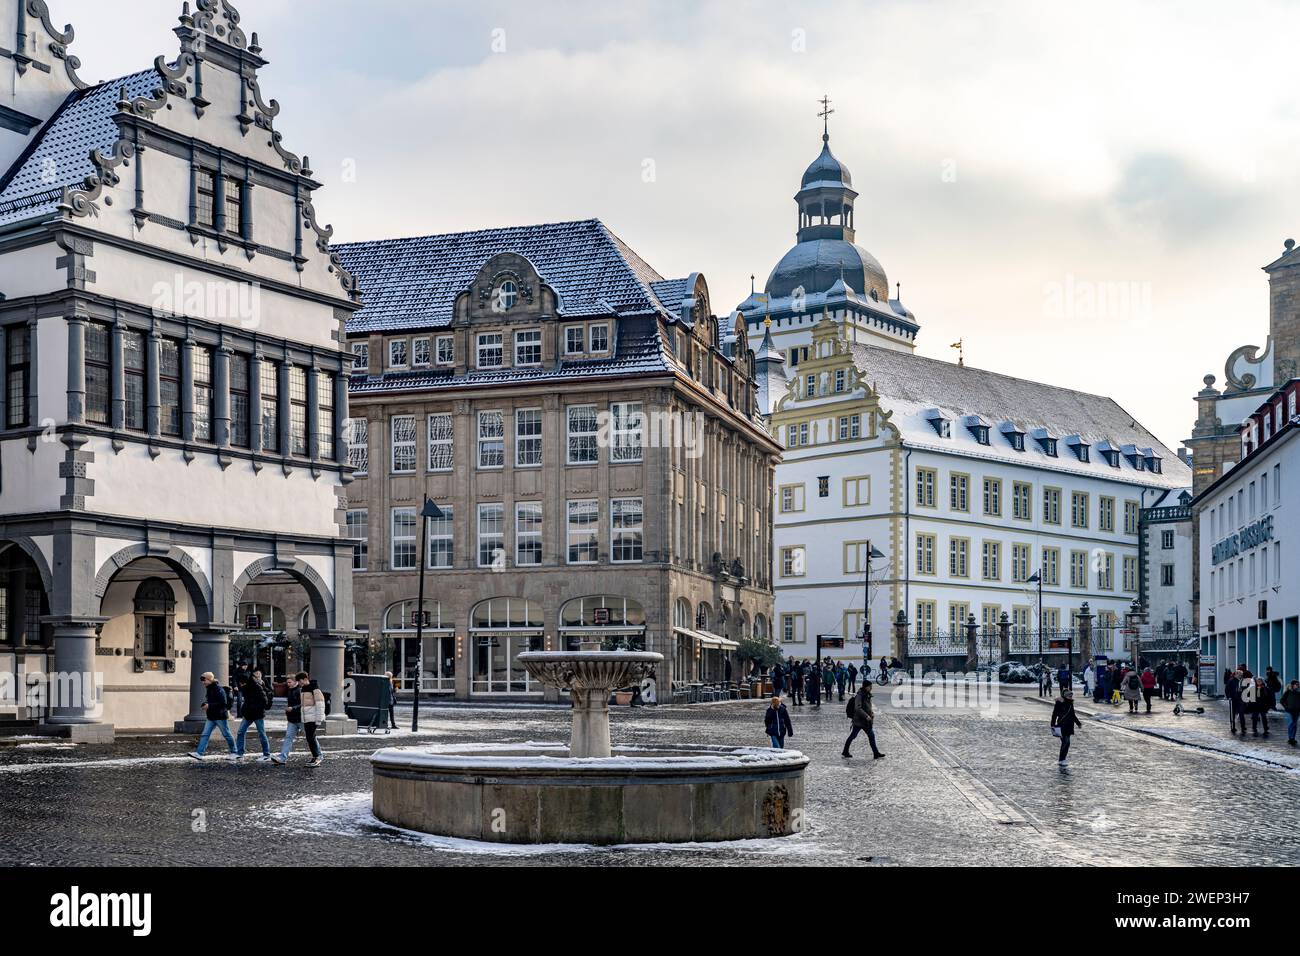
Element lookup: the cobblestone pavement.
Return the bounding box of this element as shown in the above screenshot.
[1,688,1297,866]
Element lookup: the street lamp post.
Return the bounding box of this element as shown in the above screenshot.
[861,544,886,675]
[1028,570,1044,675]
[411,496,444,734]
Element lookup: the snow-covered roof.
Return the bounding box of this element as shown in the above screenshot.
[850,343,1192,489]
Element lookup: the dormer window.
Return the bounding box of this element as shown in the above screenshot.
[565,327,584,356]
[351,342,369,372]
[589,324,610,353]
[436,335,454,365]
[412,337,431,368]
[1065,436,1090,463]
[1010,433,1024,451]
[1102,449,1120,467]
[477,332,504,369]
[495,280,518,312]
[926,411,951,438]
[1032,430,1058,456]
[1145,455,1163,474]
[389,339,408,369]
[973,426,990,445]
[1043,438,1057,456]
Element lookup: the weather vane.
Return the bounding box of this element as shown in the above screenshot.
[951,339,965,368]
[818,95,834,141]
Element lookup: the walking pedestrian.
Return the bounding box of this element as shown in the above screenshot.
[1173,661,1187,700]
[822,662,835,703]
[835,663,847,702]
[1140,667,1157,713]
[1082,663,1093,699]
[272,674,303,764]
[789,661,802,706]
[234,666,273,761]
[1265,667,1283,700]
[772,662,784,701]
[1241,673,1261,736]
[1226,669,1247,735]
[765,695,794,749]
[1051,690,1082,767]
[187,672,236,761]
[384,671,399,729]
[847,663,858,694]
[1040,666,1052,698]
[1122,668,1142,713]
[842,682,884,759]
[1281,680,1300,747]
[1250,676,1273,738]
[806,663,820,708]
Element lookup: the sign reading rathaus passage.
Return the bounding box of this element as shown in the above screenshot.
[1211,516,1275,566]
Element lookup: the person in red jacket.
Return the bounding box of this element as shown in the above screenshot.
[1140,667,1157,713]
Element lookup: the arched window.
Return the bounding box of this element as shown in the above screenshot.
[674,598,692,630]
[471,597,542,630]
[697,602,713,632]
[754,614,769,644]
[237,602,285,634]
[384,599,450,632]
[560,596,645,629]
[134,577,175,661]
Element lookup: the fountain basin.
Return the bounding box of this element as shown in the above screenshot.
[371,742,809,845]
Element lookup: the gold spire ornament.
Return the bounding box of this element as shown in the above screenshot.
[951,339,965,367]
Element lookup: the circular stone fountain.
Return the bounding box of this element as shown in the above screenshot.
[371,646,809,845]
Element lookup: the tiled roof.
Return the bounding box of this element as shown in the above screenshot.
[650,278,691,318]
[350,314,675,395]
[336,219,675,334]
[0,70,158,227]
[849,343,1192,488]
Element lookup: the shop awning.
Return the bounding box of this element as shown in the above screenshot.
[673,627,739,651]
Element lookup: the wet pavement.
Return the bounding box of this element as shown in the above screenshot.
[1,688,1297,866]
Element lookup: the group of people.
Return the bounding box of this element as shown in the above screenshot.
[769,659,859,707]
[187,667,328,767]
[763,681,885,760]
[1224,665,1298,743]
[1081,659,1187,711]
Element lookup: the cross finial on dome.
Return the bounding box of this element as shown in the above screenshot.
[818,95,834,143]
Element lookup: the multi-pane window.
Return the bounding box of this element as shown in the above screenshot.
[436,336,454,365]
[259,360,279,452]
[346,417,368,474]
[589,324,609,352]
[915,468,937,507]
[949,602,970,637]
[565,326,584,355]
[916,533,936,575]
[515,502,543,566]
[347,510,368,571]
[195,169,216,228]
[391,415,416,474]
[1124,501,1140,535]
[780,546,806,577]
[950,474,969,512]
[477,411,504,468]
[611,498,644,563]
[316,373,334,459]
[610,402,644,463]
[223,176,243,236]
[949,538,970,577]
[288,366,308,456]
[983,478,1001,516]
[389,339,408,369]
[412,338,431,367]
[982,541,1001,580]
[781,613,805,644]
[1012,481,1031,520]
[159,339,181,436]
[1162,529,1175,550]
[515,329,541,366]
[780,485,805,513]
[1043,547,1060,586]
[1100,553,1115,590]
[193,346,213,442]
[1043,487,1061,524]
[837,415,861,440]
[351,342,369,372]
[567,500,599,564]
[478,503,505,568]
[515,409,542,466]
[428,413,453,471]
[915,601,936,640]
[1160,564,1175,588]
[477,333,503,369]
[843,476,870,507]
[229,353,249,447]
[85,323,111,425]
[786,422,809,447]
[1070,550,1088,589]
[1071,491,1090,529]
[391,508,417,570]
[428,505,453,569]
[1123,555,1138,592]
[5,326,30,428]
[1099,496,1116,533]
[567,405,599,464]
[1012,543,1031,582]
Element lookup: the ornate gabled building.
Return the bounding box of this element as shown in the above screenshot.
[0,0,358,737]
[335,220,780,700]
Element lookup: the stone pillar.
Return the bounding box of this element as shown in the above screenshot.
[65,314,87,425]
[180,336,196,443]
[964,614,979,673]
[213,344,232,448]
[40,617,114,743]
[1077,602,1095,671]
[570,685,613,759]
[998,612,1011,662]
[176,624,236,733]
[304,629,358,735]
[893,610,909,670]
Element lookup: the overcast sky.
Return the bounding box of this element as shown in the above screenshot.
[55,0,1300,451]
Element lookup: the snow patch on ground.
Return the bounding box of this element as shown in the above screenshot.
[250,790,822,858]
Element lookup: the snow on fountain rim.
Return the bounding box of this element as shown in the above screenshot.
[371,740,809,772]
[514,651,665,661]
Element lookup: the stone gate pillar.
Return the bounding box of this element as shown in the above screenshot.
[1077,602,1095,672]
[964,614,979,672]
[998,612,1011,662]
[893,610,909,671]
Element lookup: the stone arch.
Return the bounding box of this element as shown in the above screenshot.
[231,556,331,630]
[0,536,54,598]
[94,544,212,626]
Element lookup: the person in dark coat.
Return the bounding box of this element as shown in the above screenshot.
[764,695,795,749]
[385,671,399,729]
[835,663,848,701]
[806,664,820,707]
[1051,690,1082,766]
[1225,670,1245,734]
[234,667,273,760]
[789,661,803,706]
[847,663,858,694]
[1281,680,1300,747]
[1173,661,1188,699]
[188,671,236,760]
[842,683,883,759]
[771,663,785,700]
[1251,676,1274,737]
